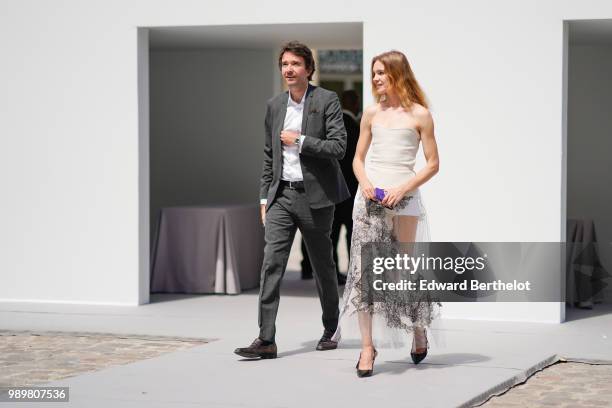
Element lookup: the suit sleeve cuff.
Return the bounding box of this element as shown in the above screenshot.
[298,135,306,153]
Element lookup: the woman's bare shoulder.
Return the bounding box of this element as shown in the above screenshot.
[362,104,379,121]
[410,102,431,118]
[365,103,380,115]
[411,103,433,126]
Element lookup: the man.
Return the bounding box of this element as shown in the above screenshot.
[234,41,350,359]
[301,90,361,285]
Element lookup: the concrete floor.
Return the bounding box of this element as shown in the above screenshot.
[1,270,611,408]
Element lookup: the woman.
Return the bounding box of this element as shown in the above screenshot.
[332,50,441,377]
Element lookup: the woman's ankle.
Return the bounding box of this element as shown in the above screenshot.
[361,344,375,352]
[412,327,427,349]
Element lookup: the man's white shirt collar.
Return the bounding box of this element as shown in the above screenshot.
[288,87,307,107]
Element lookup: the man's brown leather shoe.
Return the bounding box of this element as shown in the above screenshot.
[316,331,338,351]
[234,338,277,359]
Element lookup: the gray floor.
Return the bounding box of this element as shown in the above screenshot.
[1,270,611,408]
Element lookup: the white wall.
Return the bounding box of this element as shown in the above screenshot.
[149,48,274,246]
[1,1,611,319]
[567,44,612,302]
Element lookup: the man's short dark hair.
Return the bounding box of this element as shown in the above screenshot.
[278,41,316,81]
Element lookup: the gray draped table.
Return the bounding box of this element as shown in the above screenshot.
[151,204,264,294]
[566,218,609,307]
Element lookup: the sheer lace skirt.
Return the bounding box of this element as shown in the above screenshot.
[332,188,446,349]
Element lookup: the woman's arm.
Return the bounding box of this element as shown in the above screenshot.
[381,107,440,208]
[353,105,377,201]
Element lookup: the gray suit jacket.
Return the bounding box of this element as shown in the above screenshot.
[260,84,351,210]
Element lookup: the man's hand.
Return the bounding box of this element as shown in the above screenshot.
[260,204,266,226]
[280,130,300,146]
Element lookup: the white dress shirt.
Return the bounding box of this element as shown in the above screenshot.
[281,90,307,181]
[260,89,307,205]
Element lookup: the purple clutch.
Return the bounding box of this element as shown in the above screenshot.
[374,188,386,201]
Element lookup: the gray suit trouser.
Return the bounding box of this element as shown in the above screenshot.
[258,185,339,343]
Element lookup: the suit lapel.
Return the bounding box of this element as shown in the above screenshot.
[274,92,289,151]
[301,83,314,135]
[274,84,313,150]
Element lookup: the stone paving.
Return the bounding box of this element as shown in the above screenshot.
[2,329,612,407]
[2,319,612,407]
[482,360,612,407]
[0,330,209,388]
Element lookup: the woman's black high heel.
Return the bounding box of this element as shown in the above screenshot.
[411,328,429,364]
[356,348,378,377]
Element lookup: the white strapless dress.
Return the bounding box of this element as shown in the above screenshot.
[333,125,444,348]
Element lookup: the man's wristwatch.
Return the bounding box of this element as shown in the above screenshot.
[294,136,301,146]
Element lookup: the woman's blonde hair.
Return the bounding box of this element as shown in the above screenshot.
[371,50,429,109]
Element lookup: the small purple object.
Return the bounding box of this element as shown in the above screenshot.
[374,188,386,201]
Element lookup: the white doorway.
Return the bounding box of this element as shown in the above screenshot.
[137,23,364,304]
[564,19,612,318]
